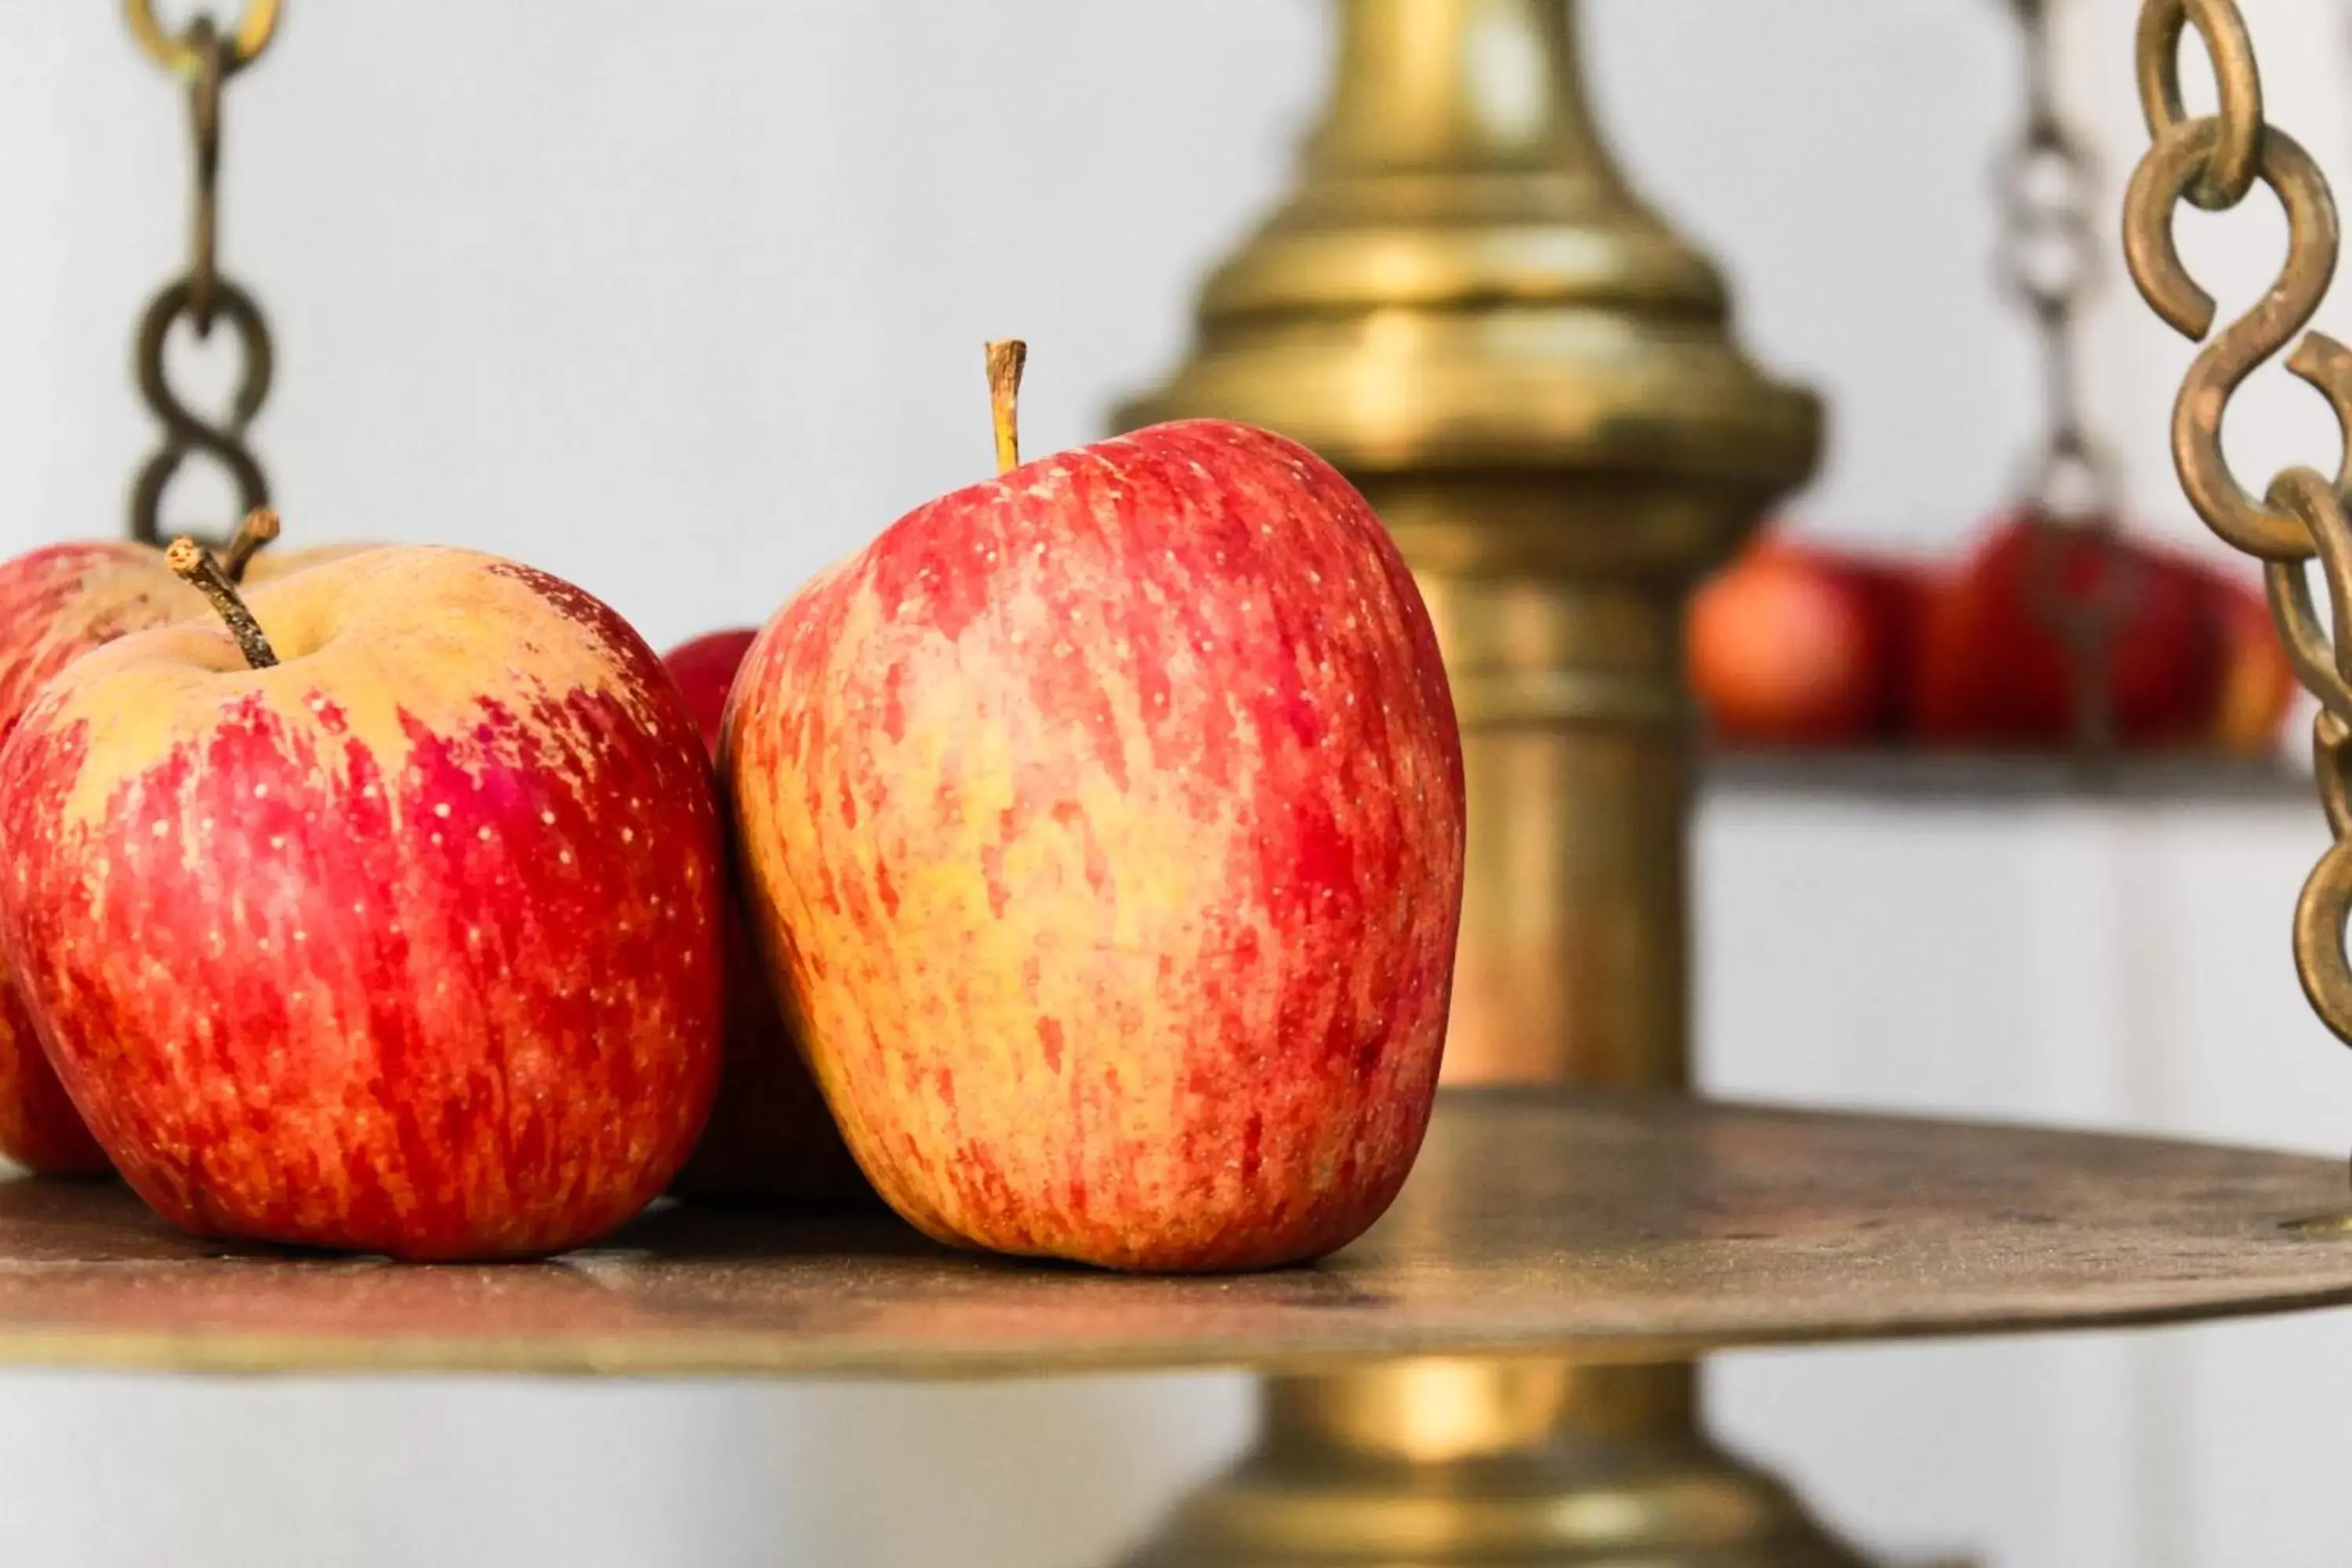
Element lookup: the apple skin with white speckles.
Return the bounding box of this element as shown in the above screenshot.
[724,419,1465,1272]
[0,540,358,1176]
[0,546,725,1259]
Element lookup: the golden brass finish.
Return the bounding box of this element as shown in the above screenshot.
[2123,0,2352,1051]
[127,5,277,549]
[1117,0,1818,1089]
[2135,0,2263,212]
[1262,1362,1690,1462]
[1131,1367,1869,1568]
[1116,0,1844,1559]
[0,1092,2346,1379]
[2124,129,2347,561]
[125,0,280,79]
[1116,8,1816,499]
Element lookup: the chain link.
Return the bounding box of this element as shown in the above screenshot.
[126,5,278,550]
[2125,0,2352,1045]
[2003,0,2130,756]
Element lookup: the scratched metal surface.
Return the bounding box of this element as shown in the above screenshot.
[0,1088,2343,1379]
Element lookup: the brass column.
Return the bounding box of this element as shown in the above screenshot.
[1115,2,1864,1562]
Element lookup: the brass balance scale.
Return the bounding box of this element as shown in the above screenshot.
[16,2,2352,1563]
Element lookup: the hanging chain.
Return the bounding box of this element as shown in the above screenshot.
[2003,0,2130,757]
[2124,0,2352,1044]
[124,0,281,550]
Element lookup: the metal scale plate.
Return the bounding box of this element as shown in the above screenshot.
[1704,750,2315,806]
[0,1087,2343,1381]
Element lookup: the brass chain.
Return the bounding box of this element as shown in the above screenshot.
[2123,0,2352,1044]
[124,1,281,550]
[2003,0,2130,757]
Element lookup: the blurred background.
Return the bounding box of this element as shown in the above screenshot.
[2,1,2350,1563]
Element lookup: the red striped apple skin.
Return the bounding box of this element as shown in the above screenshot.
[0,981,89,1175]
[0,541,358,1175]
[726,419,1465,1272]
[0,547,724,1259]
[0,545,183,1174]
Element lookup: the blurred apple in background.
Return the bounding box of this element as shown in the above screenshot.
[0,541,724,1258]
[1692,515,2294,758]
[1690,535,1922,746]
[2208,573,2299,756]
[1911,513,2227,749]
[662,629,875,1210]
[728,345,1465,1273]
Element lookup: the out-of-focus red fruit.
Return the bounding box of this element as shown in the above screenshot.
[1692,538,1919,746]
[1912,513,2226,748]
[2208,572,2298,755]
[1840,555,1929,737]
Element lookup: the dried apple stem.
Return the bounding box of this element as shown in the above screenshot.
[218,506,281,583]
[166,536,279,670]
[985,339,1028,476]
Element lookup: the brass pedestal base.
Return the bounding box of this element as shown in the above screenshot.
[1122,1362,1874,1568]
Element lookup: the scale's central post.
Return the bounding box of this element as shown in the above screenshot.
[1117,0,1838,1560]
[1122,0,1817,1083]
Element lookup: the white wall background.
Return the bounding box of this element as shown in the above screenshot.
[0,1,2349,1563]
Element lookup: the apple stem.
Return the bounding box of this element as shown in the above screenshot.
[985,339,1028,476]
[166,536,279,670]
[218,506,281,584]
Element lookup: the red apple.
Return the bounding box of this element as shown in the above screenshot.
[0,541,724,1259]
[1844,555,1928,738]
[666,631,762,757]
[725,347,1465,1273]
[662,629,875,1209]
[0,518,350,1176]
[1912,512,2226,748]
[1690,536,1922,746]
[2208,570,2298,755]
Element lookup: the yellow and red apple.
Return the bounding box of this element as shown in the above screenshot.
[1691,536,1923,746]
[1912,513,2227,747]
[0,543,724,1258]
[726,349,1465,1272]
[0,518,349,1175]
